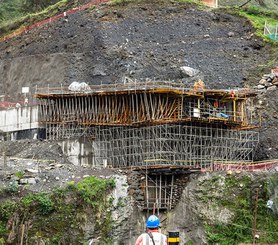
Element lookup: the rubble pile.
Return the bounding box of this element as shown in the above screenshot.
[257,72,278,92]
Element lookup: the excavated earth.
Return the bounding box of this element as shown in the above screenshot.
[0,2,274,91]
[0,2,277,156]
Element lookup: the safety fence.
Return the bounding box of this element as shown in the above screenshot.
[0,0,109,43]
[213,160,278,172]
[264,21,278,41]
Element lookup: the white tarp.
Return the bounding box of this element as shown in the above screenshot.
[68,82,91,92]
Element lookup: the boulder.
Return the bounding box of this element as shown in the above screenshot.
[180,66,200,77]
[19,178,37,185]
[265,82,273,87]
[272,77,278,85]
[259,79,267,85]
[267,86,277,91]
[228,31,235,37]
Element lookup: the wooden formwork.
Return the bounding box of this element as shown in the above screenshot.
[34,82,259,170]
[35,83,256,131]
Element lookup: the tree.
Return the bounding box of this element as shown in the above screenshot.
[239,0,267,8]
[0,9,4,21]
[21,0,59,13]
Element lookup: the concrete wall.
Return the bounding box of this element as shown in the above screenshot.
[8,129,44,141]
[0,106,39,133]
[60,138,107,168]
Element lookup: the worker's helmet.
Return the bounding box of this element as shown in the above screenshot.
[146,215,160,228]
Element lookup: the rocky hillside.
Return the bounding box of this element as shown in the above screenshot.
[0,1,274,94]
[0,149,277,244]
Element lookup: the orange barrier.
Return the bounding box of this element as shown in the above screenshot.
[0,0,109,43]
[213,160,278,172]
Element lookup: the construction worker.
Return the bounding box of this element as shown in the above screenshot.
[135,215,167,245]
[193,79,205,91]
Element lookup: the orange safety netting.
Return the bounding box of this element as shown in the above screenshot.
[213,161,278,171]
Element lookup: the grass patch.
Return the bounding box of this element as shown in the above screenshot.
[0,0,72,38]
[0,176,115,244]
[0,0,24,22]
[15,171,24,179]
[110,0,202,6]
[234,5,278,45]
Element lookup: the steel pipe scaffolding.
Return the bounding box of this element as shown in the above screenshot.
[35,81,259,169]
[56,124,257,169]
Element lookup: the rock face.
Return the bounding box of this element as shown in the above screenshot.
[252,71,278,160]
[167,171,278,244]
[1,144,278,244]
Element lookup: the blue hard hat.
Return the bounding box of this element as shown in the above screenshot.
[146,215,160,228]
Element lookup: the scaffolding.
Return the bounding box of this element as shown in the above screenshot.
[35,81,259,210]
[35,80,259,170]
[45,124,259,169]
[36,81,256,129]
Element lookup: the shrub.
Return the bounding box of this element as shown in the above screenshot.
[15,171,24,179]
[0,200,16,220]
[75,176,115,208]
[6,180,19,193]
[22,192,54,215]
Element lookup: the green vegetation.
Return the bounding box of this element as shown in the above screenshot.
[0,0,23,22]
[0,176,115,244]
[6,180,19,193]
[21,192,54,215]
[175,0,201,3]
[204,174,278,244]
[239,4,278,73]
[75,175,115,207]
[15,171,24,179]
[0,0,71,37]
[0,200,17,237]
[0,0,60,24]
[110,0,202,6]
[239,6,278,44]
[21,0,61,13]
[220,0,278,11]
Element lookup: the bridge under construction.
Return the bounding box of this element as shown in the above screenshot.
[35,80,259,210]
[35,80,258,169]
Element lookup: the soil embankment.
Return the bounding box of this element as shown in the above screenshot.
[0,1,272,94]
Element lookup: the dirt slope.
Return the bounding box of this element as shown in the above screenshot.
[0,2,273,94]
[0,1,277,159]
